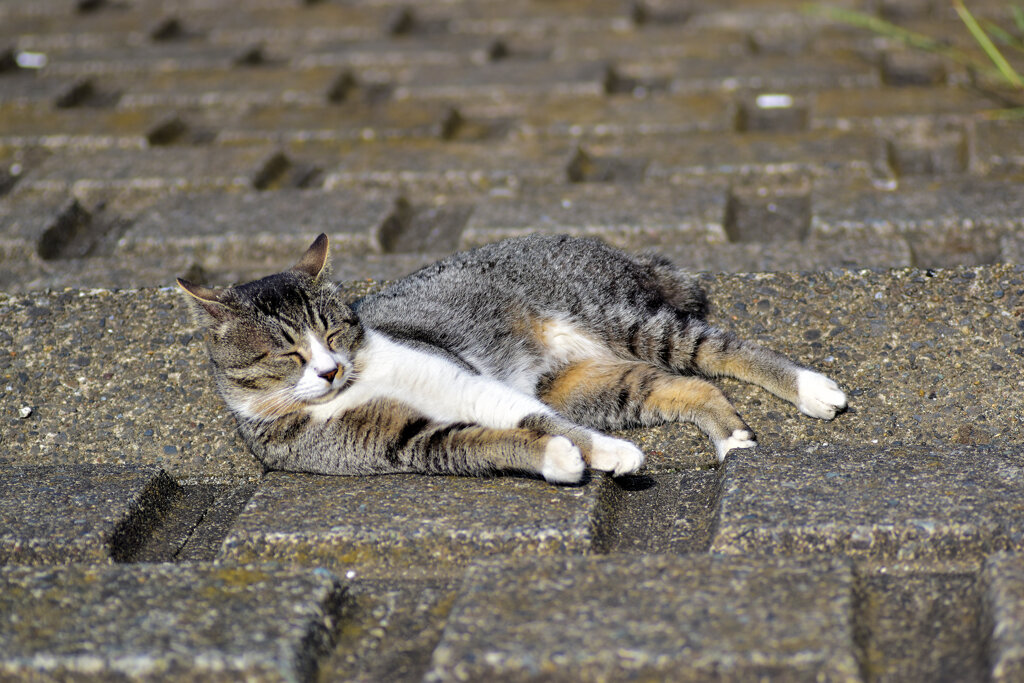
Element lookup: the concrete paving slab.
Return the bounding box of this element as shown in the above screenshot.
[0,464,177,565]
[0,562,344,682]
[321,579,458,682]
[0,288,259,484]
[812,86,1000,129]
[217,100,462,145]
[598,470,721,554]
[982,553,1024,682]
[115,188,404,269]
[668,53,880,94]
[117,65,344,108]
[219,472,608,579]
[579,130,891,181]
[974,120,1024,174]
[19,145,281,193]
[634,264,1024,471]
[0,104,160,150]
[712,445,1024,572]
[426,554,860,682]
[322,139,573,192]
[513,91,735,138]
[394,61,611,100]
[459,182,727,250]
[858,572,985,682]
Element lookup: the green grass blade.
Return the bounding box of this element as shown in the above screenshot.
[1012,5,1024,34]
[953,0,1023,87]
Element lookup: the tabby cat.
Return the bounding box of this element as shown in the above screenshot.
[179,234,846,484]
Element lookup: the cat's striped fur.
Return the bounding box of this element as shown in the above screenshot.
[179,233,846,484]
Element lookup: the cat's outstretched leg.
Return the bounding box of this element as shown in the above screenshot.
[623,312,847,420]
[685,323,847,420]
[250,398,588,484]
[538,359,756,462]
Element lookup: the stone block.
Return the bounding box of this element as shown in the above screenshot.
[669,54,879,94]
[724,176,811,242]
[880,50,947,86]
[582,130,890,181]
[202,3,398,46]
[0,191,84,262]
[652,236,913,273]
[217,101,463,145]
[858,572,985,682]
[39,43,275,77]
[447,0,632,34]
[886,122,966,176]
[513,91,735,138]
[320,579,458,682]
[812,177,1024,266]
[322,140,572,192]
[20,145,281,193]
[0,104,162,150]
[219,472,608,579]
[426,554,860,681]
[0,72,94,107]
[0,464,177,565]
[712,445,1024,571]
[598,470,721,554]
[0,288,261,483]
[459,182,727,250]
[115,188,405,269]
[637,264,1024,471]
[0,563,344,681]
[982,553,1024,682]
[117,66,344,108]
[812,86,997,128]
[736,92,810,132]
[974,119,1024,173]
[393,61,612,100]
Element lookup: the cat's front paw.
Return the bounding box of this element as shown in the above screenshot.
[541,436,586,484]
[714,429,757,463]
[589,434,645,477]
[796,370,847,420]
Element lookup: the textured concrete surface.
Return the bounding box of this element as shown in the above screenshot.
[2,0,1024,679]
[0,562,344,681]
[219,472,607,579]
[426,554,860,682]
[0,464,177,565]
[712,445,1024,572]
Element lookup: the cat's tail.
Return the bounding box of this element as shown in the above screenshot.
[630,252,708,318]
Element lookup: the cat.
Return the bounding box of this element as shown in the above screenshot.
[178,233,846,484]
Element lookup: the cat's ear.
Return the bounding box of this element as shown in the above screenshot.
[292,233,330,280]
[176,278,235,322]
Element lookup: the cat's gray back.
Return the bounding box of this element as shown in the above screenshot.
[355,234,705,376]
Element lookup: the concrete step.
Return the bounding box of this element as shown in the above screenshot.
[0,562,343,681]
[2,264,1021,481]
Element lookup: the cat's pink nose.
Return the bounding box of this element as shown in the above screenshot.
[319,367,338,383]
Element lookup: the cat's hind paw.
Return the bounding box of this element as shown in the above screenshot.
[541,436,586,484]
[796,370,847,420]
[589,434,645,477]
[715,429,756,463]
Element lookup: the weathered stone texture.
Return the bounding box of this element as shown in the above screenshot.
[712,446,1024,572]
[0,563,344,681]
[0,464,177,565]
[426,554,860,682]
[219,472,607,579]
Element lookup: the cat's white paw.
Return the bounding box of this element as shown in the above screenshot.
[541,436,586,484]
[589,434,645,477]
[796,370,847,420]
[714,429,757,463]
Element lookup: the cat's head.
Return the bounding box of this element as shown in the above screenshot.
[178,233,363,422]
